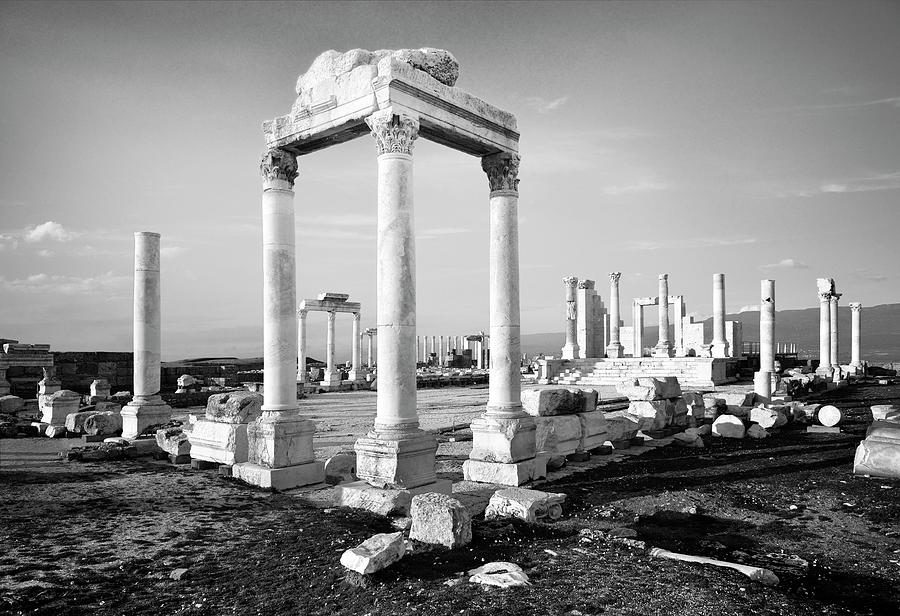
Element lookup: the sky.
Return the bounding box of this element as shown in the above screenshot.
[1,0,898,361]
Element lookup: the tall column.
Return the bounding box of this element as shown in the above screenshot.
[465,151,539,486]
[576,279,595,358]
[672,296,685,356]
[421,335,427,363]
[233,149,322,489]
[475,339,484,369]
[439,335,445,367]
[351,109,444,492]
[430,335,436,364]
[849,303,862,372]
[121,232,171,438]
[320,310,341,386]
[830,292,841,368]
[653,274,672,357]
[633,301,644,357]
[606,272,623,358]
[710,273,728,358]
[297,310,307,383]
[561,276,579,359]
[755,279,775,400]
[416,335,420,363]
[367,330,375,367]
[816,280,833,376]
[348,312,364,381]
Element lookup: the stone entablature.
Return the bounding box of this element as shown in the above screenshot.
[263,49,518,159]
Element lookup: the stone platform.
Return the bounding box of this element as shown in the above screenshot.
[546,357,738,389]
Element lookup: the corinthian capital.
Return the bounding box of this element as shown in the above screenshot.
[849,302,862,312]
[609,272,622,285]
[481,152,520,193]
[563,276,578,288]
[365,110,419,155]
[818,291,832,302]
[577,279,595,290]
[260,148,298,187]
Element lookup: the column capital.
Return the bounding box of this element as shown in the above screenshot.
[365,109,419,155]
[260,148,298,187]
[297,308,307,318]
[577,279,595,290]
[830,292,842,302]
[659,273,669,281]
[562,276,579,288]
[818,290,832,302]
[609,272,621,285]
[352,311,361,322]
[849,302,862,312]
[327,310,336,323]
[481,151,520,193]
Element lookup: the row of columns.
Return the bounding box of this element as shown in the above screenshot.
[817,278,863,375]
[416,335,486,367]
[297,310,369,384]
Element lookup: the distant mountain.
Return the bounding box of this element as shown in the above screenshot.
[522,303,900,363]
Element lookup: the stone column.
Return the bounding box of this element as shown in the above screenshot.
[439,335,445,367]
[121,232,172,438]
[711,273,728,358]
[367,329,375,367]
[416,335,420,363]
[755,279,775,400]
[321,310,341,386]
[633,301,644,357]
[233,148,322,490]
[348,312,364,381]
[297,309,307,383]
[464,151,539,486]
[653,274,672,357]
[606,272,623,358]
[561,276,579,359]
[576,279,595,358]
[672,296,685,356]
[849,303,862,372]
[816,284,833,376]
[475,338,484,369]
[351,110,445,493]
[0,367,9,396]
[830,292,841,368]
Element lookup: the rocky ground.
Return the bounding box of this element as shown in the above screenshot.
[1,382,898,616]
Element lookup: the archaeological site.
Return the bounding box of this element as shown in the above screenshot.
[2,3,899,616]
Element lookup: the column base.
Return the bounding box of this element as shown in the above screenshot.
[652,345,673,358]
[710,342,729,359]
[753,370,772,402]
[346,369,366,382]
[121,396,172,439]
[560,343,579,361]
[463,457,547,486]
[815,366,835,378]
[232,459,324,491]
[321,370,342,387]
[468,413,536,463]
[188,420,249,465]
[337,479,452,516]
[606,344,623,359]
[354,428,438,489]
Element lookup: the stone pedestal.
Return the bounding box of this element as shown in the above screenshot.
[710,273,728,358]
[464,152,539,486]
[606,272,624,358]
[561,276,579,359]
[122,232,171,439]
[653,274,672,358]
[232,148,323,490]
[40,389,80,426]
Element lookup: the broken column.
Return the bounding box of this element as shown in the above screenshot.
[849,302,862,373]
[348,311,364,381]
[653,274,672,358]
[232,148,323,489]
[121,232,172,439]
[671,295,685,356]
[561,276,579,359]
[464,151,539,486]
[349,110,446,495]
[816,278,833,376]
[711,273,728,358]
[297,309,307,383]
[606,272,623,358]
[830,290,841,369]
[754,279,775,400]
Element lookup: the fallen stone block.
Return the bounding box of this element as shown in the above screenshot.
[604,411,640,442]
[40,390,81,426]
[625,400,670,431]
[807,425,840,434]
[576,411,607,451]
[339,531,406,575]
[188,420,249,465]
[65,410,99,434]
[853,423,900,479]
[156,426,190,457]
[535,415,581,455]
[0,395,24,414]
[750,406,787,429]
[577,388,599,412]
[712,414,745,439]
[468,562,530,588]
[673,432,704,448]
[637,376,682,399]
[650,548,778,586]
[720,392,756,407]
[204,391,264,424]
[685,425,711,437]
[723,405,751,418]
[521,388,579,416]
[484,487,565,523]
[615,383,657,401]
[45,424,67,438]
[747,424,769,439]
[324,451,357,485]
[409,492,471,548]
[83,411,123,436]
[871,405,900,421]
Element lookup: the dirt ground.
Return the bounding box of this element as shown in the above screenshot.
[1,382,899,616]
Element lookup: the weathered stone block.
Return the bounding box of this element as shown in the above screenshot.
[853,423,900,479]
[408,493,471,548]
[40,390,81,426]
[637,376,682,399]
[83,410,123,436]
[871,405,900,421]
[625,400,670,431]
[604,411,640,442]
[0,395,24,414]
[339,531,406,574]
[324,452,357,485]
[484,487,565,523]
[521,388,579,416]
[747,424,769,439]
[156,426,191,457]
[750,406,787,429]
[712,414,745,439]
[204,391,263,424]
[535,415,581,456]
[577,411,608,451]
[189,420,248,465]
[468,415,535,464]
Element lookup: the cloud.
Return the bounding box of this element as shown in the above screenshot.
[602,180,668,196]
[774,172,900,198]
[37,249,54,258]
[24,221,75,243]
[0,272,130,295]
[698,238,758,248]
[418,227,470,240]
[738,305,759,313]
[625,237,756,251]
[525,95,569,114]
[761,258,809,270]
[0,233,18,251]
[762,96,900,113]
[161,245,187,258]
[850,270,889,283]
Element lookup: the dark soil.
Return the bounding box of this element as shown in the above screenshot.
[2,382,898,616]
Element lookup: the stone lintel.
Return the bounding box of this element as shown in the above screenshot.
[317,292,350,302]
[264,60,518,159]
[0,355,55,368]
[635,297,659,306]
[299,299,361,314]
